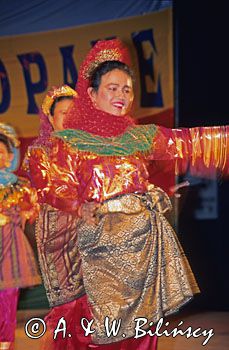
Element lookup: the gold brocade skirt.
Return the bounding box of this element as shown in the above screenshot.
[77,185,200,344]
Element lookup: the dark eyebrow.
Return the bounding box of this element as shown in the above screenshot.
[106,83,119,86]
[106,83,132,89]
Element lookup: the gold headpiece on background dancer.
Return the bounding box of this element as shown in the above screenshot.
[42,85,77,116]
[0,123,20,147]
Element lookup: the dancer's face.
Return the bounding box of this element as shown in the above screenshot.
[0,141,13,169]
[88,69,134,116]
[49,99,73,131]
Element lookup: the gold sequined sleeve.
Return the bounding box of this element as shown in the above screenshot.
[0,178,39,224]
[18,178,40,223]
[150,125,229,177]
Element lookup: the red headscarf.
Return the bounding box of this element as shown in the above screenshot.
[64,39,136,137]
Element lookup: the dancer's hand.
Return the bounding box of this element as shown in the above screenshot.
[169,180,190,198]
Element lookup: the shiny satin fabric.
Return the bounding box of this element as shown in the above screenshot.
[0,288,19,342]
[152,125,229,177]
[27,140,150,211]
[76,187,199,344]
[27,124,228,214]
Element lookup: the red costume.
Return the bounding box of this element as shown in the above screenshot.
[26,40,228,350]
[0,123,40,350]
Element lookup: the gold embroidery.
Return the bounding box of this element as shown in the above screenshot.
[83,48,122,79]
[77,189,199,343]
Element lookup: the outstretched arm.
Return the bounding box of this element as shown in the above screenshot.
[150,125,229,177]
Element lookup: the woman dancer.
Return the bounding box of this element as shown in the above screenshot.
[0,123,41,350]
[24,85,85,307]
[27,39,228,350]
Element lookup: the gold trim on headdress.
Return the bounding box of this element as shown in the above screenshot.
[78,40,132,88]
[42,85,77,116]
[0,123,20,147]
[83,48,123,79]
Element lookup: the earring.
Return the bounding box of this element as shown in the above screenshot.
[92,98,97,108]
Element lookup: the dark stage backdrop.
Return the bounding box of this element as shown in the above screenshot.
[174,0,229,311]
